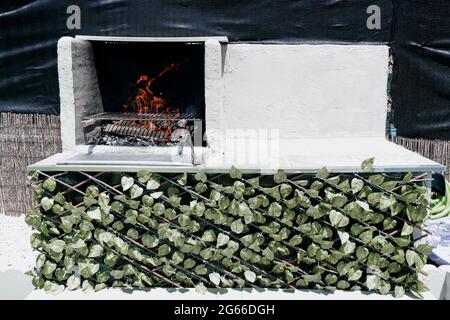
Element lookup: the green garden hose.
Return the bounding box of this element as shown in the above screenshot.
[429,180,450,220]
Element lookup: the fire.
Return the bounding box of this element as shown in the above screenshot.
[121,63,181,140]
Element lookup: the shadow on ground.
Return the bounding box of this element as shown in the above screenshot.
[0,270,34,300]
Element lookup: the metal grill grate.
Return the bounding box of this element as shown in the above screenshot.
[83,112,202,152]
[102,121,172,141]
[84,111,201,122]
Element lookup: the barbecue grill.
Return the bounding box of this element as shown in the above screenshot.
[28,36,444,175]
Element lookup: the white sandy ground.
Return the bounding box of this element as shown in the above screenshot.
[0,214,444,300]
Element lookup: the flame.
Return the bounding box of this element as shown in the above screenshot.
[122,63,181,140]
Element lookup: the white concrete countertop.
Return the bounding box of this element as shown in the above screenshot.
[27,138,444,173]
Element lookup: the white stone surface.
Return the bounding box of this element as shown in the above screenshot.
[0,214,36,300]
[204,39,225,152]
[421,265,447,300]
[221,44,389,139]
[28,137,444,173]
[25,287,434,300]
[58,37,103,151]
[439,266,450,300]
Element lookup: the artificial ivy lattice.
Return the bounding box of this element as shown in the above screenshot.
[25,162,433,297]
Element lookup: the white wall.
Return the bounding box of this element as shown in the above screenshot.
[219,44,389,139]
[58,37,103,151]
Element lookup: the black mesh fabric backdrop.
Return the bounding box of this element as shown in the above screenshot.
[0,0,449,139]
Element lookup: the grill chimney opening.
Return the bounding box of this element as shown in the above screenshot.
[84,41,205,147]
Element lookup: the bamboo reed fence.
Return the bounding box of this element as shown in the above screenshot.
[0,113,61,216]
[393,136,450,180]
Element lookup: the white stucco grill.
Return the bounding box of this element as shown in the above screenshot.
[28,36,444,174]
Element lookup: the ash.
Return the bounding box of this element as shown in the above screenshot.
[94,133,177,147]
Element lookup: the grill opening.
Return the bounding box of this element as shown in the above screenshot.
[84,41,205,147]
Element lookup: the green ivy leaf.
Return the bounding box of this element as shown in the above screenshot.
[402,172,413,182]
[229,166,242,179]
[394,285,405,298]
[201,230,216,242]
[142,234,159,248]
[315,167,330,179]
[280,184,292,198]
[401,223,414,236]
[231,219,244,234]
[288,234,303,246]
[130,185,144,199]
[86,208,101,221]
[244,270,256,283]
[171,251,185,265]
[368,174,385,186]
[394,237,411,248]
[194,171,208,183]
[366,274,380,291]
[247,177,260,188]
[126,228,140,240]
[268,202,282,217]
[406,250,422,268]
[274,170,287,183]
[48,239,65,254]
[329,210,350,228]
[176,172,188,185]
[43,281,64,294]
[209,272,221,286]
[158,244,171,257]
[337,231,350,245]
[88,244,103,258]
[378,280,391,295]
[330,194,348,208]
[53,193,65,205]
[40,197,54,212]
[381,181,397,190]
[137,170,152,183]
[195,264,208,275]
[79,262,99,278]
[42,260,57,276]
[361,157,375,172]
[146,177,161,190]
[416,244,433,255]
[380,194,396,211]
[110,270,124,280]
[43,177,57,192]
[121,176,134,191]
[342,241,356,255]
[150,191,163,199]
[351,178,364,193]
[359,230,373,244]
[217,233,230,248]
[337,280,350,290]
[84,196,98,207]
[67,274,81,290]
